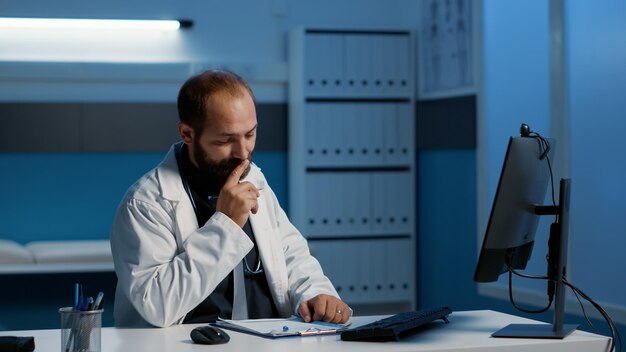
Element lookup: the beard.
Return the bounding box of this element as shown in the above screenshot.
[191,143,253,189]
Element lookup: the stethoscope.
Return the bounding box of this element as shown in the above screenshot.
[174,143,264,275]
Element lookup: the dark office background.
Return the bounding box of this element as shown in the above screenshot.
[0,0,624,342]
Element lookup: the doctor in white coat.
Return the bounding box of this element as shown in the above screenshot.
[110,70,350,327]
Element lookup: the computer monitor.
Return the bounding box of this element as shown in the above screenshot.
[474,136,555,282]
[474,129,577,339]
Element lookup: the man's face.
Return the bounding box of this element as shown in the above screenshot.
[179,88,257,188]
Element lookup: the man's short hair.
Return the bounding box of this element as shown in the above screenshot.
[177,69,256,134]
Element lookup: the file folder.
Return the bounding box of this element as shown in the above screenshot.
[385,239,413,301]
[367,104,386,166]
[396,103,414,165]
[305,103,319,166]
[305,174,321,235]
[342,103,359,166]
[345,34,370,97]
[304,34,344,97]
[369,34,386,97]
[212,317,350,339]
[387,35,411,97]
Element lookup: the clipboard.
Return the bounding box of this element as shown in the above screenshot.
[211,316,351,339]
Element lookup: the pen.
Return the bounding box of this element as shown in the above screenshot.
[73,283,79,310]
[94,292,104,310]
[78,284,84,311]
[299,327,338,336]
[86,297,94,311]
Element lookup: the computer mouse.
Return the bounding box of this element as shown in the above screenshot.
[190,325,230,345]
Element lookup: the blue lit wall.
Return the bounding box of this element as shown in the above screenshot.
[0,152,286,244]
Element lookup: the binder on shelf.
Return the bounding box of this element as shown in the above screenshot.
[327,105,344,167]
[382,103,399,166]
[343,241,360,302]
[380,103,413,166]
[369,34,386,97]
[308,241,338,292]
[319,175,330,236]
[319,174,336,236]
[370,173,386,234]
[344,34,370,97]
[321,174,336,236]
[367,104,386,166]
[391,172,413,234]
[331,241,348,297]
[396,103,414,165]
[305,103,320,166]
[353,173,371,235]
[386,239,413,300]
[303,34,324,97]
[394,35,412,97]
[369,240,386,301]
[342,103,359,166]
[304,34,344,97]
[351,103,367,166]
[352,240,368,302]
[317,104,332,166]
[304,174,320,235]
[357,240,371,301]
[314,240,347,298]
[333,173,347,233]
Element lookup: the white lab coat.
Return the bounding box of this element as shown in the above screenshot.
[110,144,338,327]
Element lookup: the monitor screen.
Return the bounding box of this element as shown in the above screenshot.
[474,136,556,283]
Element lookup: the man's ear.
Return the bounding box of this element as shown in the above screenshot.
[178,122,194,144]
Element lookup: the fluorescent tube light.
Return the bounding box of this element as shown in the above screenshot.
[0,17,192,31]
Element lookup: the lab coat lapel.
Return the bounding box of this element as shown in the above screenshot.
[156,144,198,249]
[249,191,289,311]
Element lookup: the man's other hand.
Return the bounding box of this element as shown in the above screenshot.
[298,294,351,324]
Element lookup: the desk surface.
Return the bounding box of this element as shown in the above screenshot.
[0,310,611,352]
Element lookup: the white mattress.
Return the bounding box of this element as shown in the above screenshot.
[25,240,112,264]
[0,239,35,264]
[0,239,113,265]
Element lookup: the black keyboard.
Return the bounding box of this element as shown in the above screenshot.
[340,307,452,342]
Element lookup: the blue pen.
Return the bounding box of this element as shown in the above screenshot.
[282,326,289,332]
[83,296,92,311]
[74,283,79,310]
[78,284,84,310]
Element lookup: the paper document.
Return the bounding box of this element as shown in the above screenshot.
[212,316,351,339]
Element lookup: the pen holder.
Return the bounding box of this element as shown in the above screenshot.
[59,307,103,352]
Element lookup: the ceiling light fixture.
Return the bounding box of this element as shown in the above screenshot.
[0,17,193,31]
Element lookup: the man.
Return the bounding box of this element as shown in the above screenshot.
[110,70,350,327]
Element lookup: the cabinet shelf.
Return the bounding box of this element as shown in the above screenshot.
[289,27,416,308]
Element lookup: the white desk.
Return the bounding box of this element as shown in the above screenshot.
[0,310,611,352]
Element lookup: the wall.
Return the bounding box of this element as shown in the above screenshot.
[418,149,478,311]
[567,0,626,320]
[480,0,551,294]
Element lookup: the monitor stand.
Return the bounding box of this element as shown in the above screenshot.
[493,179,578,339]
[492,323,578,339]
